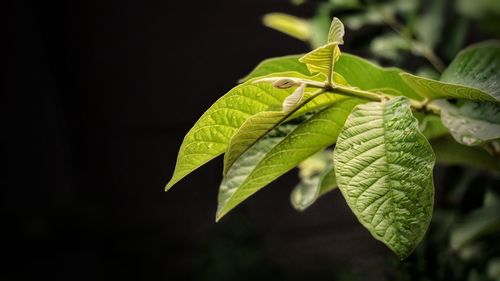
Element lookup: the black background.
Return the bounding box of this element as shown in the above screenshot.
[5,0,453,280]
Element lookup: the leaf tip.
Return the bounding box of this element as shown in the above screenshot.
[165,180,175,191]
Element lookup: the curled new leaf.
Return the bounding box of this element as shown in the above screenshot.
[282,83,306,112]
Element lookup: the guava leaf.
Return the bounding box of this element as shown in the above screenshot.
[222,87,348,176]
[166,72,315,190]
[333,96,435,259]
[335,54,423,101]
[436,100,500,146]
[239,55,309,83]
[217,99,362,221]
[401,41,500,102]
[441,41,500,100]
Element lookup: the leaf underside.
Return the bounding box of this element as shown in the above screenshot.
[437,100,500,146]
[333,96,435,258]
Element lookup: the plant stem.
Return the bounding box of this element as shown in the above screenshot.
[328,84,384,102]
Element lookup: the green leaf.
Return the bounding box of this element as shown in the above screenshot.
[400,41,500,102]
[239,55,309,83]
[166,72,312,190]
[262,13,311,41]
[223,87,347,176]
[217,99,362,221]
[291,151,337,211]
[436,100,500,146]
[401,73,499,102]
[334,54,424,101]
[431,137,500,174]
[333,96,435,258]
[441,41,500,100]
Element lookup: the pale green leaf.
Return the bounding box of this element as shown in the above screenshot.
[217,99,362,221]
[328,17,345,44]
[166,72,314,190]
[436,100,500,146]
[239,55,309,83]
[263,13,311,41]
[282,83,306,112]
[333,96,435,258]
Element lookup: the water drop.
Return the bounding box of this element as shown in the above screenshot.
[468,127,479,134]
[461,135,479,146]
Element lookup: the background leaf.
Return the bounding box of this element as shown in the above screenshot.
[291,150,337,211]
[263,13,311,41]
[333,96,435,258]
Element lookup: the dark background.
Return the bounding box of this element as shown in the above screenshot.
[4,0,473,280]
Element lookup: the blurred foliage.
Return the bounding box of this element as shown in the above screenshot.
[264,0,500,72]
